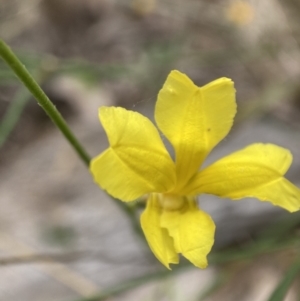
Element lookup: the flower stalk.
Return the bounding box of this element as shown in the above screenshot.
[0,39,90,166]
[0,39,144,238]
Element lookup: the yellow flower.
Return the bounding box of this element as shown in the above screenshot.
[90,70,300,269]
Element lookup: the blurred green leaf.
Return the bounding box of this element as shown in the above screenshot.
[0,87,31,148]
[43,225,77,248]
[267,257,300,301]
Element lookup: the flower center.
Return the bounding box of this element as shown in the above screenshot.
[157,194,185,211]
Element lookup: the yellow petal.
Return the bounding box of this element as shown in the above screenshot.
[140,194,179,269]
[188,143,300,212]
[90,107,175,201]
[161,199,215,269]
[155,70,236,191]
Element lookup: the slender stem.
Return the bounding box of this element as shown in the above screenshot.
[0,39,90,166]
[0,39,144,238]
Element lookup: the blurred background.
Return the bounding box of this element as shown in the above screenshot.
[1,0,300,300]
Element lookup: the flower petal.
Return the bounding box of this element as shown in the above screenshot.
[90,107,175,201]
[140,194,179,269]
[160,199,215,269]
[155,70,236,191]
[188,143,300,212]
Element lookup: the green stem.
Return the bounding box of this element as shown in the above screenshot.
[0,39,144,239]
[0,39,90,166]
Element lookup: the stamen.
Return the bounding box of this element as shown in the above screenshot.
[157,194,185,211]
